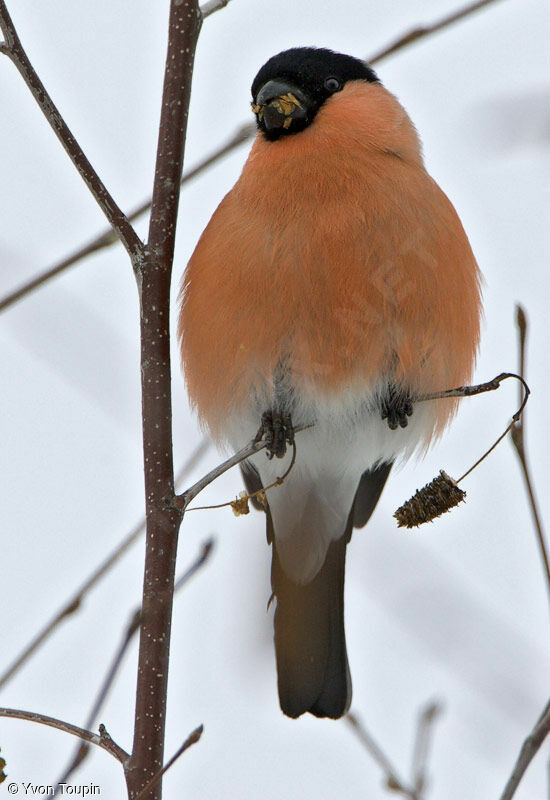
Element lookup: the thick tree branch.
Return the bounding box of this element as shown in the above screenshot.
[126,0,202,797]
[0,708,129,764]
[0,1,143,259]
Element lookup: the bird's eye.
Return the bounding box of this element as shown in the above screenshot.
[324,76,341,93]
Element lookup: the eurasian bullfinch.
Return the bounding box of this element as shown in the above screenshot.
[178,47,481,719]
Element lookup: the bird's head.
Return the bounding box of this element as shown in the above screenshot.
[251,47,379,141]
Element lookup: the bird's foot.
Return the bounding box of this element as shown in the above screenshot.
[254,410,294,459]
[381,386,414,430]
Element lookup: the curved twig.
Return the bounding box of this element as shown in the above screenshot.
[0,707,129,764]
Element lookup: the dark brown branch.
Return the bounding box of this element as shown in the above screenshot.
[133,726,204,800]
[0,439,210,691]
[0,708,129,764]
[368,0,505,64]
[52,540,214,794]
[499,699,550,800]
[127,0,202,796]
[0,1,142,259]
[509,305,550,609]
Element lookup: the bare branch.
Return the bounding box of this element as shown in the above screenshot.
[416,371,528,405]
[0,1,142,259]
[133,725,204,800]
[509,305,550,610]
[368,0,506,64]
[0,439,210,690]
[0,708,129,764]
[499,699,550,800]
[345,712,420,799]
[128,0,204,791]
[173,424,311,511]
[411,701,443,795]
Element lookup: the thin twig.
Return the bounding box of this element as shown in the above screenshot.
[0,708,129,763]
[509,305,550,609]
[52,540,214,794]
[173,425,311,511]
[367,0,505,64]
[411,701,442,795]
[133,725,204,800]
[187,440,297,514]
[0,439,209,690]
[415,371,527,404]
[0,1,142,260]
[499,699,550,800]
[417,371,530,484]
[0,125,253,314]
[345,712,420,799]
[456,373,529,484]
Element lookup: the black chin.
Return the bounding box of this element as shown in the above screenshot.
[260,115,310,141]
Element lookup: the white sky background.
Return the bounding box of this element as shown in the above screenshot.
[1,0,549,797]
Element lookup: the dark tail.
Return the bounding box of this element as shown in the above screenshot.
[241,459,392,720]
[271,533,351,719]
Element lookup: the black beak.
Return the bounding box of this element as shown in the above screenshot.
[252,79,309,132]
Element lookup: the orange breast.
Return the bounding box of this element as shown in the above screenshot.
[178,82,481,438]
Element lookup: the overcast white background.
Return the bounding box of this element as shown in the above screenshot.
[1,0,549,797]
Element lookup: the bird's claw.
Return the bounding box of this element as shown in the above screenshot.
[254,410,294,459]
[381,386,414,430]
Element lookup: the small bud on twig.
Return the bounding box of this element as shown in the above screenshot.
[231,492,250,516]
